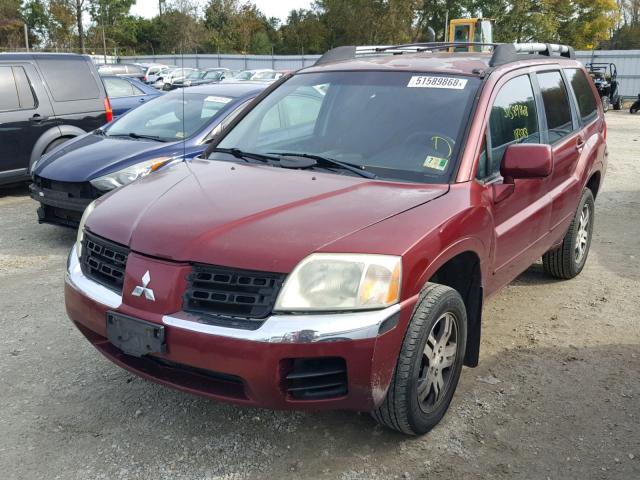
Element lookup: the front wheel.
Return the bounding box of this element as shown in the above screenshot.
[372,283,467,435]
[542,188,595,279]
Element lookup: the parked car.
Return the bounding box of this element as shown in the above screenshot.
[97,63,146,80]
[251,70,288,81]
[0,53,111,186]
[230,69,276,81]
[170,68,232,89]
[146,65,174,85]
[31,82,267,227]
[155,68,197,90]
[64,43,607,435]
[101,75,161,118]
[142,64,170,84]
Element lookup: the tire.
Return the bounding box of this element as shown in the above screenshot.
[372,283,467,435]
[601,96,610,112]
[613,97,622,110]
[631,105,639,114]
[542,188,595,279]
[44,137,69,154]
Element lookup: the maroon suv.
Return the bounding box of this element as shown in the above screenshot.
[65,43,607,435]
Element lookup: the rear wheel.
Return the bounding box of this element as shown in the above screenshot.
[601,96,610,112]
[372,283,467,435]
[613,97,623,110]
[631,105,639,114]
[542,188,595,279]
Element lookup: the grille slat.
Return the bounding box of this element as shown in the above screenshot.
[285,358,348,400]
[183,264,286,328]
[81,232,129,294]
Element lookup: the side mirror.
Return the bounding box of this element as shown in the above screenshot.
[500,143,553,181]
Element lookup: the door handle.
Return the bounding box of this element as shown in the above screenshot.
[30,114,47,123]
[576,138,585,150]
[138,98,146,102]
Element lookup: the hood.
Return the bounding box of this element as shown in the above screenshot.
[35,133,189,182]
[87,159,448,273]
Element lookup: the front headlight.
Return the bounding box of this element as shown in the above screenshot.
[89,157,174,191]
[274,253,401,312]
[75,200,97,259]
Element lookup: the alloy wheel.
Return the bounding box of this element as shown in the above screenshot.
[416,312,458,413]
[575,203,590,264]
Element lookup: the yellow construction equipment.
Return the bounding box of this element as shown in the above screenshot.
[447,18,494,52]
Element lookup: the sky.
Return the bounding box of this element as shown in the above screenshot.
[130,0,312,22]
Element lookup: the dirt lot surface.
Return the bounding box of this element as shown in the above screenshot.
[1,112,639,480]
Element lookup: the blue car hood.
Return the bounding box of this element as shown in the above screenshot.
[35,132,201,182]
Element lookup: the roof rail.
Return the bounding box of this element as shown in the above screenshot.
[314,42,575,68]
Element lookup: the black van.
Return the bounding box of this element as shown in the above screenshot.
[0,53,112,186]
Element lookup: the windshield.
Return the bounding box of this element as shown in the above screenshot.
[204,70,224,80]
[236,71,254,80]
[106,92,234,141]
[187,71,205,80]
[215,71,479,183]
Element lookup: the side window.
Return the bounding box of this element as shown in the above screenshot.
[37,58,100,101]
[0,66,20,111]
[488,75,539,175]
[565,68,597,123]
[103,77,135,98]
[13,67,36,109]
[537,71,573,143]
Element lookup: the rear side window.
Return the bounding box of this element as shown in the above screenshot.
[104,77,136,97]
[37,58,100,102]
[488,75,539,175]
[0,66,20,111]
[0,66,35,110]
[537,71,573,143]
[565,68,597,123]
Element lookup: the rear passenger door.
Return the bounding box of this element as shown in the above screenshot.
[533,69,583,237]
[0,64,54,175]
[478,73,552,288]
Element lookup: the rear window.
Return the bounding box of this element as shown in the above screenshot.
[37,58,100,102]
[565,68,597,123]
[537,71,573,143]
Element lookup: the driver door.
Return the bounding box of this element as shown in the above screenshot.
[478,73,552,292]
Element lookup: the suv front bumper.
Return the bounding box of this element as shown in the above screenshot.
[65,246,414,410]
[30,180,98,228]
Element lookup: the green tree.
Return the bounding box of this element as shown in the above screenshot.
[280,8,327,54]
[0,0,23,49]
[22,0,48,47]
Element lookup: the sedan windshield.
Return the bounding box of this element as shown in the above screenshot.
[215,71,479,183]
[106,92,233,141]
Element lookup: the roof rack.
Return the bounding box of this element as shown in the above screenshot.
[314,42,575,68]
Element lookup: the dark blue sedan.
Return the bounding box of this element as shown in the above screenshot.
[101,75,162,118]
[30,82,267,227]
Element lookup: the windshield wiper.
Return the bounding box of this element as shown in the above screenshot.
[269,152,377,179]
[127,132,166,142]
[209,147,280,163]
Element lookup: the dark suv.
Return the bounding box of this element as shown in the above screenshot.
[65,42,606,435]
[0,53,112,186]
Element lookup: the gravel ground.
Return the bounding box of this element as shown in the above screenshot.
[0,111,639,480]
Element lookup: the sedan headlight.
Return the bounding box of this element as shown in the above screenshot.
[75,200,97,259]
[89,157,174,191]
[275,253,401,312]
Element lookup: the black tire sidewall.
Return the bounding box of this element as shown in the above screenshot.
[405,290,467,434]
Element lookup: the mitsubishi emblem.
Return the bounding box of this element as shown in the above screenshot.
[132,270,155,301]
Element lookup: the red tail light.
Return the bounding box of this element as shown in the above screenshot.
[104,97,113,122]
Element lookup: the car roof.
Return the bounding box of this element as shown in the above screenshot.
[179,82,269,97]
[302,50,581,76]
[0,52,90,61]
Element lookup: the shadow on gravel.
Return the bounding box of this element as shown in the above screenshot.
[0,184,29,198]
[11,343,638,479]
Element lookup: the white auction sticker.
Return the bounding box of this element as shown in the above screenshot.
[204,96,232,104]
[407,76,468,89]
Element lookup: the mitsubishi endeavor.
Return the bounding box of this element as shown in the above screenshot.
[64,42,607,435]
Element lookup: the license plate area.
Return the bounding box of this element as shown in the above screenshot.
[106,312,166,358]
